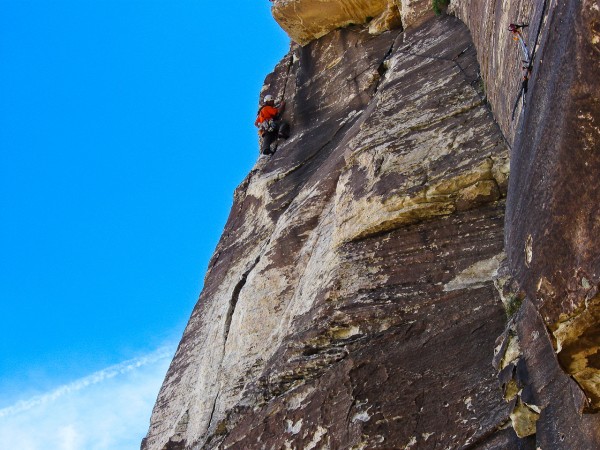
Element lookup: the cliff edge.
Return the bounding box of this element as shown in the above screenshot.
[142,1,600,449]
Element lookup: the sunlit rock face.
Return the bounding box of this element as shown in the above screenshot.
[399,0,436,29]
[271,0,399,45]
[142,17,517,450]
[270,0,441,45]
[142,1,600,449]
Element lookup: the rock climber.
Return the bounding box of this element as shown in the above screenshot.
[255,94,289,155]
[509,23,532,119]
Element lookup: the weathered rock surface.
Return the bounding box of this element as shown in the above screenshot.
[272,0,395,45]
[143,1,600,449]
[143,16,515,450]
[271,0,442,45]
[452,0,600,447]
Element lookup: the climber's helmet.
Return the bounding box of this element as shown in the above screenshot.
[263,94,274,104]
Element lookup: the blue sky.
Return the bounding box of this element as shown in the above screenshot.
[0,1,289,447]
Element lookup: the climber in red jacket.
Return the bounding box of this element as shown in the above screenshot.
[255,94,289,155]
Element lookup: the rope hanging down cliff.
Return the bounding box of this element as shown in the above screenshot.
[509,0,549,121]
[509,23,532,120]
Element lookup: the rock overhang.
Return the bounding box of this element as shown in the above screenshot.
[271,0,403,45]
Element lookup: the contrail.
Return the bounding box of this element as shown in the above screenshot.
[0,345,174,419]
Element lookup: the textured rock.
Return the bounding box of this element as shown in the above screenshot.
[271,0,393,45]
[553,293,600,409]
[449,0,600,445]
[368,0,403,36]
[332,19,509,245]
[271,0,447,46]
[400,0,437,29]
[493,299,600,448]
[142,16,517,450]
[143,1,600,449]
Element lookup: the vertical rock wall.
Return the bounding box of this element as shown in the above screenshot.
[451,0,600,447]
[143,16,518,450]
[449,0,549,143]
[143,1,600,449]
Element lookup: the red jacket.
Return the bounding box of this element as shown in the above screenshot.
[255,105,280,127]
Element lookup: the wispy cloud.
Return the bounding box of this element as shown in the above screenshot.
[0,345,175,450]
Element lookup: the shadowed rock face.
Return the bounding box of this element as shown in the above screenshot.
[143,1,600,449]
[452,0,600,446]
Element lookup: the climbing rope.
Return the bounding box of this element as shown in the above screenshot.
[509,0,549,121]
[509,23,532,120]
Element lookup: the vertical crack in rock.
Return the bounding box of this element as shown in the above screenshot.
[205,393,220,441]
[203,255,263,440]
[529,0,549,64]
[280,48,295,101]
[372,41,397,96]
[493,321,542,439]
[512,0,550,131]
[224,256,261,347]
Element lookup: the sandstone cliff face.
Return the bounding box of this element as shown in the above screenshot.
[143,1,599,449]
[271,0,438,44]
[272,0,395,44]
[453,1,600,446]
